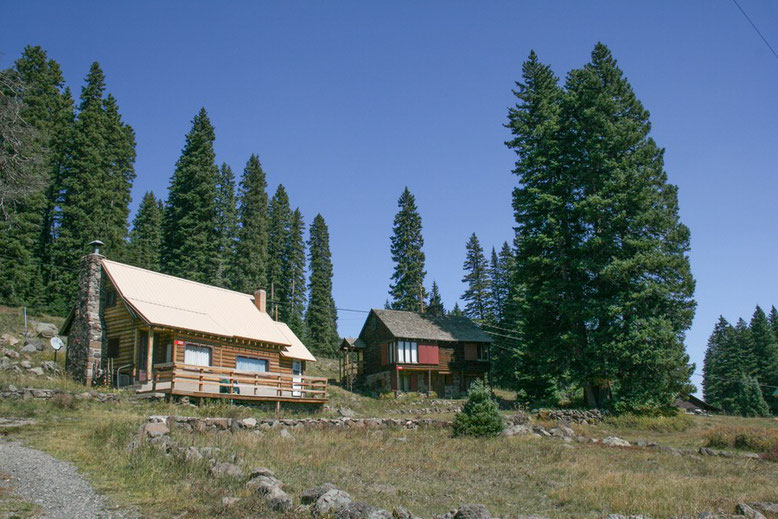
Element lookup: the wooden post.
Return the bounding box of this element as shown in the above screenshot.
[145,329,154,384]
[428,369,432,396]
[132,328,139,379]
[199,368,204,393]
[395,367,400,396]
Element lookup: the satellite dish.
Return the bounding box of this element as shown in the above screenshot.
[50,337,64,351]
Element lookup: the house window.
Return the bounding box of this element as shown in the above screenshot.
[105,290,116,307]
[477,344,489,361]
[184,344,211,367]
[107,337,120,358]
[236,356,268,373]
[392,340,418,364]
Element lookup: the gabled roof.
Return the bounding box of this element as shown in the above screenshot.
[340,337,367,351]
[95,259,315,361]
[367,309,492,343]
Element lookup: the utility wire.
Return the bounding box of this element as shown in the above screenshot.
[731,0,778,60]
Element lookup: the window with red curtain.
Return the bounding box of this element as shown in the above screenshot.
[418,344,439,364]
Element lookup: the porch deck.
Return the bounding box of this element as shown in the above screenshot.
[137,362,328,404]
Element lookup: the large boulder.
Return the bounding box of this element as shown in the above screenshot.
[601,437,631,447]
[454,505,491,519]
[264,486,293,512]
[301,483,338,504]
[34,322,59,338]
[314,489,352,516]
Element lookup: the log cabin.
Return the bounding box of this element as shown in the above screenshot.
[61,246,326,405]
[341,309,492,397]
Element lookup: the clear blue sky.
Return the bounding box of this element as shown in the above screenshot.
[3,1,777,389]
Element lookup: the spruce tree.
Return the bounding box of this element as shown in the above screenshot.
[214,163,238,287]
[389,187,426,311]
[461,233,491,322]
[769,306,778,341]
[51,62,135,312]
[305,214,338,355]
[489,242,518,388]
[749,306,778,413]
[427,281,445,316]
[280,208,306,337]
[733,318,756,376]
[702,316,735,407]
[490,242,515,325]
[126,192,164,271]
[231,154,269,293]
[161,108,219,283]
[731,373,770,417]
[450,303,464,317]
[267,184,292,316]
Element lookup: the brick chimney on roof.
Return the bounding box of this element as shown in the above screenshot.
[254,289,267,313]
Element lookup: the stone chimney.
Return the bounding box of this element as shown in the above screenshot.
[66,241,106,386]
[254,289,267,313]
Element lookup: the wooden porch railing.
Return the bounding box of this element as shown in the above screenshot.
[145,362,328,401]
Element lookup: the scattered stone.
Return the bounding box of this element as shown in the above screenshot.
[241,417,257,428]
[184,446,203,462]
[454,504,491,519]
[29,367,44,376]
[314,489,352,516]
[34,322,59,338]
[210,462,245,479]
[301,483,338,504]
[249,467,276,479]
[699,447,716,456]
[20,343,37,353]
[139,422,170,440]
[337,501,378,518]
[338,407,356,418]
[280,428,295,441]
[20,360,32,369]
[736,503,767,519]
[1,333,19,346]
[221,496,240,507]
[750,503,778,514]
[502,424,532,437]
[40,360,57,372]
[601,437,631,447]
[2,348,19,359]
[264,485,293,512]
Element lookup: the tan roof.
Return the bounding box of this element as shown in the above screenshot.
[101,260,316,361]
[276,322,317,362]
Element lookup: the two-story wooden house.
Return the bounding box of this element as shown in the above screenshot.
[342,309,492,396]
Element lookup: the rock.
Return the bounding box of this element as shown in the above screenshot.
[750,503,778,514]
[454,504,491,519]
[23,337,46,351]
[301,483,338,504]
[249,467,276,479]
[698,447,716,456]
[1,333,19,346]
[338,407,356,417]
[241,417,257,428]
[3,348,19,359]
[210,462,245,479]
[184,446,203,462]
[502,424,532,437]
[337,501,378,518]
[222,496,240,507]
[264,486,293,512]
[315,489,352,516]
[601,436,631,447]
[34,322,59,338]
[280,428,295,441]
[393,507,422,519]
[139,422,170,439]
[368,510,393,519]
[8,384,17,392]
[20,344,37,353]
[29,367,44,376]
[20,360,32,369]
[246,474,282,493]
[736,503,767,519]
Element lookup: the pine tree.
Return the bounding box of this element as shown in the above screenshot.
[507,44,696,411]
[749,306,778,414]
[488,242,518,388]
[1,47,74,308]
[702,316,735,407]
[160,108,219,283]
[280,208,306,337]
[231,154,269,293]
[452,379,504,437]
[305,214,338,355]
[126,192,163,271]
[461,233,491,321]
[214,163,238,287]
[730,373,770,417]
[50,62,135,312]
[389,187,426,311]
[450,303,464,317]
[427,281,445,316]
[267,185,292,316]
[490,242,514,325]
[733,317,756,376]
[769,306,778,340]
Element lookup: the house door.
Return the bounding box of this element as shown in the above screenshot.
[292,360,302,397]
[137,332,148,382]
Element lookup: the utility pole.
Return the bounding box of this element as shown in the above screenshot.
[419,285,425,314]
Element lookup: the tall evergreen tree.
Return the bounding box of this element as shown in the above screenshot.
[280,208,307,337]
[461,233,491,321]
[161,108,219,283]
[214,163,238,287]
[702,316,736,407]
[507,44,696,411]
[731,372,770,417]
[389,187,426,311]
[51,62,135,312]
[305,214,338,355]
[267,184,292,316]
[488,242,518,388]
[733,317,756,376]
[450,302,464,317]
[231,154,269,293]
[749,306,778,413]
[427,281,445,316]
[126,192,163,271]
[1,47,74,308]
[490,242,515,325]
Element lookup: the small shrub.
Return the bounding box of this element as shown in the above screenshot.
[452,379,503,437]
[704,426,778,453]
[51,392,75,410]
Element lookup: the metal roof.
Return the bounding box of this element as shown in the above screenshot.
[101,259,316,361]
[369,309,493,343]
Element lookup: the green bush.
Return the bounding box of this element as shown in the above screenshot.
[452,379,504,437]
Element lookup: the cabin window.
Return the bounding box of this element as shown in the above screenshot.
[105,290,116,307]
[292,360,303,376]
[477,344,489,361]
[184,344,212,367]
[107,337,120,358]
[236,356,268,373]
[391,340,418,364]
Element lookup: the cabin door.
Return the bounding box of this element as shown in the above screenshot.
[292,361,302,397]
[137,332,148,382]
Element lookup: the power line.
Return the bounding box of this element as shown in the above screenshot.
[731,0,778,60]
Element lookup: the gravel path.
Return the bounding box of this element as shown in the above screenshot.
[0,439,132,518]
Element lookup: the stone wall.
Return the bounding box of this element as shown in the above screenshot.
[66,253,105,385]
